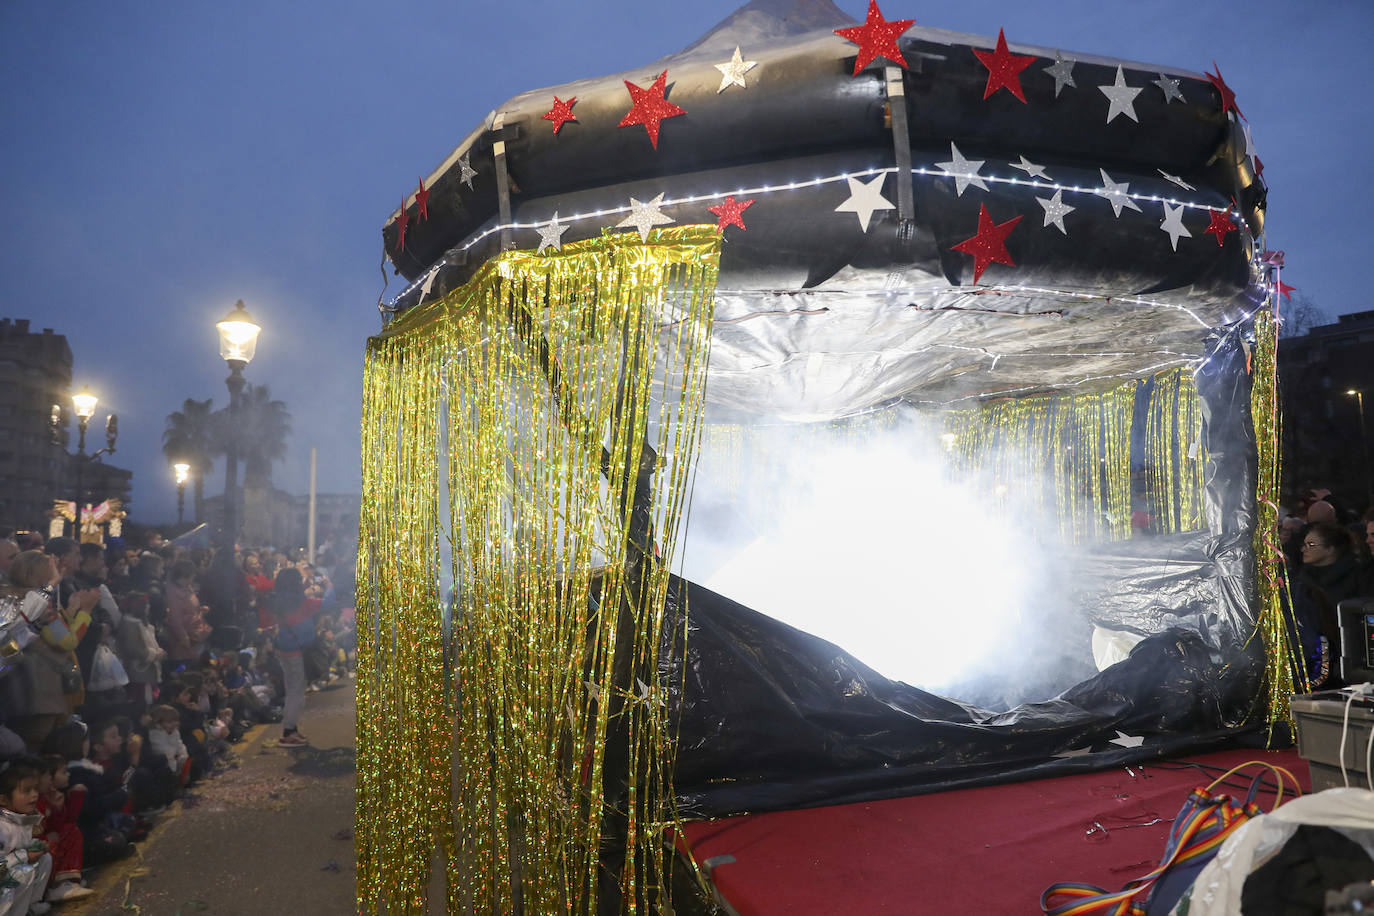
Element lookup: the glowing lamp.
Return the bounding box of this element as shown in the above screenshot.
[216,300,261,365]
[71,388,98,420]
[173,462,191,484]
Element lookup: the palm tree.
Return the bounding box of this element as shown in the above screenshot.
[163,397,216,523]
[224,384,292,488]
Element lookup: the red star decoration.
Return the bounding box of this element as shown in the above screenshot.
[618,71,686,149]
[708,195,755,234]
[394,198,409,253]
[1203,206,1236,247]
[834,0,914,76]
[1277,280,1296,301]
[951,204,1022,284]
[414,178,429,222]
[971,28,1036,103]
[542,95,578,134]
[1205,61,1244,120]
[1254,156,1264,180]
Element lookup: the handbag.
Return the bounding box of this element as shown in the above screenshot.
[1040,762,1299,916]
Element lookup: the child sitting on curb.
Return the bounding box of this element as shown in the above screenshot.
[34,759,90,904]
[0,758,53,915]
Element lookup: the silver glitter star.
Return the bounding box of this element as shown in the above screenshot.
[1037,189,1075,234]
[1157,168,1194,191]
[834,173,895,232]
[936,143,988,197]
[616,193,675,242]
[714,46,757,93]
[1159,202,1192,251]
[1242,122,1257,160]
[1009,155,1050,181]
[1099,66,1143,124]
[535,211,569,253]
[1109,730,1145,749]
[458,151,477,189]
[1094,169,1142,218]
[1153,73,1185,104]
[1043,53,1076,97]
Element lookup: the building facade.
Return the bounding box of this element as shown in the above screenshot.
[1277,308,1374,514]
[0,318,132,537]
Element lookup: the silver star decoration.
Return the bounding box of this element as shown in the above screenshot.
[936,143,988,196]
[834,173,895,232]
[1242,122,1256,160]
[1157,168,1194,191]
[536,211,569,253]
[1044,53,1077,97]
[1099,66,1143,124]
[1009,155,1050,181]
[1095,168,1143,218]
[1037,189,1075,234]
[714,46,757,93]
[1109,730,1145,749]
[458,151,477,189]
[616,193,675,242]
[1159,202,1192,251]
[1153,73,1185,104]
[419,270,439,300]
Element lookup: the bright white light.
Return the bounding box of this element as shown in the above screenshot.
[700,434,1031,692]
[71,387,98,419]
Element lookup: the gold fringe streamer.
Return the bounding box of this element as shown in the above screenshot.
[357,226,721,915]
[1248,307,1304,731]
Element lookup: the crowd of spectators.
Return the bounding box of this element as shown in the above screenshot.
[1276,487,1374,690]
[0,529,356,914]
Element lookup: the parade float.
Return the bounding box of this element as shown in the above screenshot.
[354,2,1294,911]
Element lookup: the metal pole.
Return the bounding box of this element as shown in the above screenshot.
[222,362,246,553]
[73,416,88,540]
[308,446,317,561]
[177,481,185,526]
[1358,391,1371,508]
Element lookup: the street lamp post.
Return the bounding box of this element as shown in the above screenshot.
[65,387,118,541]
[1349,389,1371,506]
[215,301,261,555]
[173,462,191,526]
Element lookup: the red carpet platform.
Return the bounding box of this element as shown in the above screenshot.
[678,748,1310,915]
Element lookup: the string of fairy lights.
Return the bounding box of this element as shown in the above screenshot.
[383,162,1248,313]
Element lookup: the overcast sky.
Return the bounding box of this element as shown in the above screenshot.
[1,0,1368,525]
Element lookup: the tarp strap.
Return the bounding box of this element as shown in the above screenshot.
[885,66,915,233]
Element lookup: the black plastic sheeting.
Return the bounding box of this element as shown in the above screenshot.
[663,335,1272,818]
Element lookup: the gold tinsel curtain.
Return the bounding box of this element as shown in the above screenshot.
[356,226,721,914]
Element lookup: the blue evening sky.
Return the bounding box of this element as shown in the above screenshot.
[1,0,1368,524]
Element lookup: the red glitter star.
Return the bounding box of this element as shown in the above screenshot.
[951,203,1022,284]
[1205,61,1244,120]
[834,0,914,76]
[708,195,755,234]
[971,29,1036,103]
[618,71,686,149]
[1277,280,1296,301]
[542,95,578,134]
[414,178,429,222]
[1203,206,1236,247]
[394,198,409,253]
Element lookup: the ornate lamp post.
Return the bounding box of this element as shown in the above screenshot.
[64,386,118,540]
[1349,389,1370,506]
[215,301,261,554]
[173,462,191,526]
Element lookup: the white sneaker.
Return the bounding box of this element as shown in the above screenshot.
[46,881,95,902]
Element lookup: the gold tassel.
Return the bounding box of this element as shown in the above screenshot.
[357,226,720,914]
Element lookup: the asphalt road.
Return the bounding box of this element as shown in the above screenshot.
[71,680,358,916]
